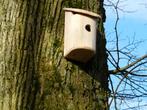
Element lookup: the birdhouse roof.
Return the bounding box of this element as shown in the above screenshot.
[63,8,101,19]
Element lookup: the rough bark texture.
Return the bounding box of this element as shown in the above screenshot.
[0,0,108,110]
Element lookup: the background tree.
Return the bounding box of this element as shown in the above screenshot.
[105,0,147,109]
[0,0,109,110]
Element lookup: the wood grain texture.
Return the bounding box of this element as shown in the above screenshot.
[0,0,108,110]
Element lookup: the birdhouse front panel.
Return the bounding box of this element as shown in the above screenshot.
[64,8,101,63]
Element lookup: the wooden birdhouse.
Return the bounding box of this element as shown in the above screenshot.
[63,8,101,63]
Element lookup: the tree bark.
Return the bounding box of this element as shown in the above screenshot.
[0,0,108,110]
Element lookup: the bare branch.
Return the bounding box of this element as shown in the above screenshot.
[110,54,147,74]
[105,0,147,109]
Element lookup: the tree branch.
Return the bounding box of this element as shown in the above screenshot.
[109,54,147,74]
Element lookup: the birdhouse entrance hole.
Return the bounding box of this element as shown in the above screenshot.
[85,24,91,32]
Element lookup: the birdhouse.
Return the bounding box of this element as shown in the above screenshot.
[63,8,101,63]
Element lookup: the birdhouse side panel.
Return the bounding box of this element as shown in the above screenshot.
[64,13,84,56]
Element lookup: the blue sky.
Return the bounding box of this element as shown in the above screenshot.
[104,0,147,56]
[104,0,147,109]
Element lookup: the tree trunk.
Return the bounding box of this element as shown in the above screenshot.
[0,0,108,110]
